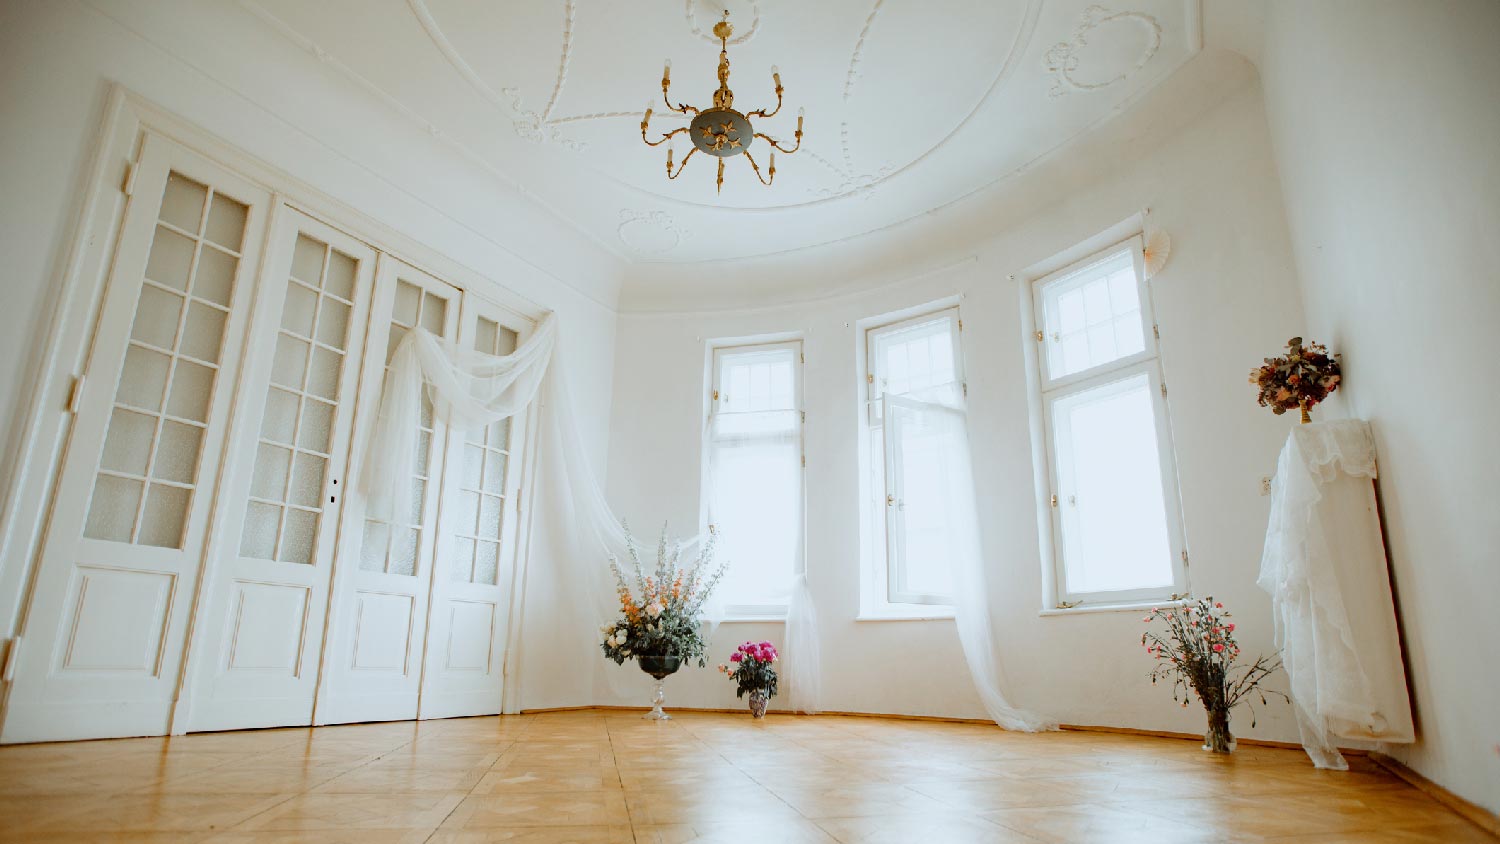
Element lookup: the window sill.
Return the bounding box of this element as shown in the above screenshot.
[715,612,787,624]
[855,609,955,622]
[1037,597,1190,617]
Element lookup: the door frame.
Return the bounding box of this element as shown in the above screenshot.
[0,86,548,739]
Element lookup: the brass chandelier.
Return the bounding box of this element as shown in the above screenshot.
[640,10,804,193]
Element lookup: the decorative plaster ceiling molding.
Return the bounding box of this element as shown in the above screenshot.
[1045,5,1163,97]
[618,209,689,255]
[843,0,885,102]
[686,0,761,45]
[406,0,1043,213]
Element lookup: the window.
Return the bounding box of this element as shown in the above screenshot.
[864,308,964,606]
[1034,237,1187,607]
[705,341,803,616]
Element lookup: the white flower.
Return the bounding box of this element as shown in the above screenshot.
[645,601,663,619]
[606,636,619,647]
[616,627,627,639]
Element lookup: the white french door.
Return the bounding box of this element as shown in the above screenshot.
[2,135,270,742]
[418,298,531,719]
[315,256,460,725]
[185,210,376,732]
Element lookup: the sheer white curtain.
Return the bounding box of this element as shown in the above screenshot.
[703,406,820,712]
[885,391,1054,732]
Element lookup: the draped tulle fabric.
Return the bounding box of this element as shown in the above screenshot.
[363,313,704,702]
[885,392,1055,732]
[703,409,820,713]
[1258,420,1414,770]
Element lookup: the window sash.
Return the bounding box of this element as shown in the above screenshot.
[1034,238,1156,392]
[1041,346,1187,606]
[864,307,965,608]
[882,395,956,606]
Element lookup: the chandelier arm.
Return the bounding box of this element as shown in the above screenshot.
[747,86,783,119]
[754,132,803,155]
[666,147,698,179]
[743,150,774,186]
[661,89,700,116]
[642,126,688,148]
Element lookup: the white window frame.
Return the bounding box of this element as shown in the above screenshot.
[705,339,805,619]
[1033,236,1188,609]
[864,307,965,607]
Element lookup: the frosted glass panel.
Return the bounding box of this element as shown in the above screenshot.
[478,495,502,540]
[117,346,171,411]
[145,226,194,291]
[279,509,317,565]
[298,399,334,453]
[289,452,325,509]
[151,421,202,484]
[159,173,207,232]
[291,234,325,283]
[139,484,190,548]
[391,529,419,576]
[251,443,291,500]
[281,282,317,337]
[482,452,506,494]
[167,359,214,423]
[393,282,420,325]
[101,409,154,476]
[1051,373,1173,594]
[241,502,280,558]
[85,475,143,542]
[261,388,298,445]
[203,193,248,251]
[182,302,226,364]
[132,286,183,349]
[271,335,309,389]
[316,297,351,350]
[324,250,356,300]
[475,541,499,585]
[419,293,446,334]
[449,538,475,582]
[360,521,390,572]
[194,247,237,307]
[306,347,341,400]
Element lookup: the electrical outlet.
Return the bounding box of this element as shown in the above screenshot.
[1260,476,1273,496]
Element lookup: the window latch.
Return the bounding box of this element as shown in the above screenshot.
[886,494,895,507]
[1050,494,1058,508]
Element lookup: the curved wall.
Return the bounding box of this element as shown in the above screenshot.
[597,70,1316,744]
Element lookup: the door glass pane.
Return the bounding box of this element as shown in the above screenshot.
[239,229,357,564]
[442,314,517,583]
[204,193,248,251]
[85,171,244,547]
[1051,373,1173,594]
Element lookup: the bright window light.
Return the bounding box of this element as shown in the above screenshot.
[707,343,802,614]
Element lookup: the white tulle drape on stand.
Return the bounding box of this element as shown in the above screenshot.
[362,313,702,701]
[703,408,820,713]
[884,392,1054,732]
[1258,419,1413,770]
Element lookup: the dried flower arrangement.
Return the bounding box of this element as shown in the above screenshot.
[1250,337,1341,423]
[600,524,725,669]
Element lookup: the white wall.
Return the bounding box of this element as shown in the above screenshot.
[603,68,1318,743]
[1255,0,1500,814]
[0,0,623,671]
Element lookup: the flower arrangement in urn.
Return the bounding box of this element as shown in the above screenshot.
[1141,597,1287,752]
[601,524,725,720]
[718,641,779,718]
[1250,337,1341,423]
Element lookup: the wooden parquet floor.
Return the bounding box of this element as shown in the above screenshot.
[0,709,1492,842]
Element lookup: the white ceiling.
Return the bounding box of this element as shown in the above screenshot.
[245,0,1201,268]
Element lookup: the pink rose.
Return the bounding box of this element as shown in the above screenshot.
[730,653,742,662]
[1213,644,1225,652]
[1226,623,1235,632]
[1215,602,1223,609]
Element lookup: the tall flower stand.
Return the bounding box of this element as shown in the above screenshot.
[637,654,682,721]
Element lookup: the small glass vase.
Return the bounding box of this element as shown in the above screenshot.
[1203,708,1236,753]
[747,689,769,719]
